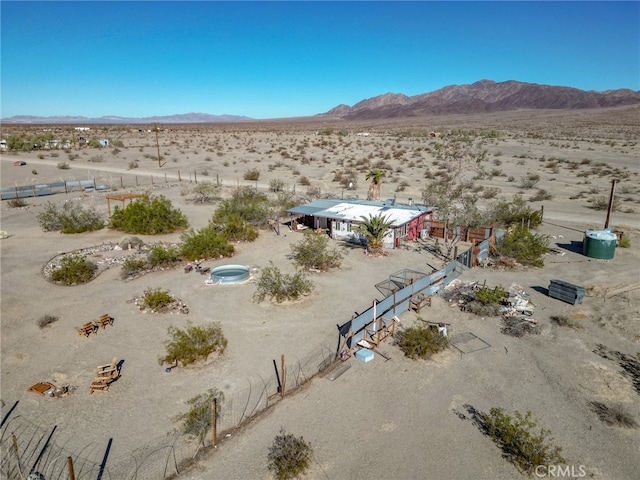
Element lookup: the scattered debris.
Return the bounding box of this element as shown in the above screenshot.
[501,316,540,337]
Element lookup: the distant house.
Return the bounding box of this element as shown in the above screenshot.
[287,198,434,249]
[0,140,7,151]
[99,138,110,147]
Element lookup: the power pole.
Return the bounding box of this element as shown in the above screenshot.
[604,179,617,229]
[154,124,161,168]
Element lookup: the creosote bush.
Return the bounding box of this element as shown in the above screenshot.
[109,194,188,234]
[394,322,449,360]
[37,201,104,233]
[290,231,343,271]
[142,288,174,310]
[161,321,227,367]
[253,262,314,303]
[180,225,234,260]
[481,407,566,474]
[268,428,313,480]
[121,257,147,278]
[148,244,182,267]
[174,389,224,446]
[51,254,97,285]
[243,168,260,181]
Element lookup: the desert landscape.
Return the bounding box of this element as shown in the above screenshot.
[1,106,639,479]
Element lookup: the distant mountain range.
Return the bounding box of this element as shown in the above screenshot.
[3,80,639,124]
[323,79,640,119]
[0,112,253,124]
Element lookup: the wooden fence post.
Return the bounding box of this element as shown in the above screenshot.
[178,170,181,182]
[211,398,217,447]
[120,177,124,188]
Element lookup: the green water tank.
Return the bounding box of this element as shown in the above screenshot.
[583,229,617,259]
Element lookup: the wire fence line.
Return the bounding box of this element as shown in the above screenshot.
[1,338,338,480]
[0,170,224,201]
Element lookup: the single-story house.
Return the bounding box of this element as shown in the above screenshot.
[99,138,110,147]
[287,198,435,249]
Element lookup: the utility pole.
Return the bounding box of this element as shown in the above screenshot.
[604,179,617,229]
[154,124,161,168]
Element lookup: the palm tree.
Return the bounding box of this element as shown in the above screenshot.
[354,213,393,255]
[365,169,386,201]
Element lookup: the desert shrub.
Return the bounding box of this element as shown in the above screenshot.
[148,244,182,267]
[162,321,228,366]
[37,314,59,329]
[128,160,139,170]
[489,195,542,228]
[174,389,224,446]
[267,428,313,480]
[213,213,259,242]
[529,189,553,202]
[180,225,234,260]
[211,187,271,228]
[298,176,311,186]
[57,162,70,170]
[270,178,285,192]
[519,173,540,189]
[142,288,174,310]
[121,257,147,278]
[109,194,188,234]
[192,180,219,203]
[7,198,28,208]
[481,407,565,474]
[550,315,582,329]
[394,323,449,360]
[51,254,97,284]
[37,201,104,233]
[588,401,638,428]
[253,262,314,303]
[476,285,506,305]
[618,236,631,248]
[589,195,620,211]
[495,225,549,267]
[290,231,343,271]
[482,187,501,199]
[244,168,260,181]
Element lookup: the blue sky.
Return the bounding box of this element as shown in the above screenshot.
[1,1,638,119]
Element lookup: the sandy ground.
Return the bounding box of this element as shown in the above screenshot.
[1,107,639,479]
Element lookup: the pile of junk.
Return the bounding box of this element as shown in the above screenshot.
[442,280,539,336]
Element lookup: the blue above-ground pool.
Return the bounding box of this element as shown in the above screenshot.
[207,265,251,285]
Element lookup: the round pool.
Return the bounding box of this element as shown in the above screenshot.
[207,265,251,285]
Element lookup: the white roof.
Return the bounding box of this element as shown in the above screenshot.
[324,202,424,227]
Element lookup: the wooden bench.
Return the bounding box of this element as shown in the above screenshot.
[95,314,114,329]
[76,322,98,337]
[90,358,121,394]
[89,379,111,394]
